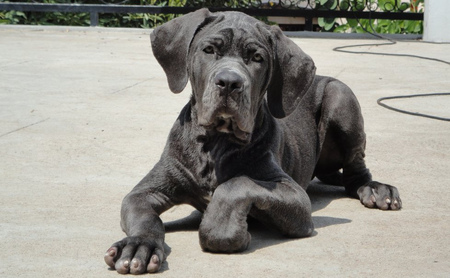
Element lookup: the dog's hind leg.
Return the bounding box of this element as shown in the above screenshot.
[317,79,402,210]
[342,152,402,210]
[316,170,343,186]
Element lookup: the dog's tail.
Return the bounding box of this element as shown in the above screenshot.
[316,171,343,186]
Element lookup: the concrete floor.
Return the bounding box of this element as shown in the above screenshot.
[1,25,449,277]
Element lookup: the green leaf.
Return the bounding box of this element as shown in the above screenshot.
[353,0,365,11]
[325,21,336,31]
[398,2,409,11]
[339,0,350,10]
[333,24,349,33]
[318,17,326,27]
[347,18,358,28]
[405,20,414,33]
[381,0,395,11]
[355,26,366,34]
[377,19,390,27]
[319,17,336,31]
[388,22,399,33]
[327,0,338,10]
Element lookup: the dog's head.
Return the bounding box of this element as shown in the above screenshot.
[151,9,315,144]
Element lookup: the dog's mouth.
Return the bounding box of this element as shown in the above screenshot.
[202,113,251,144]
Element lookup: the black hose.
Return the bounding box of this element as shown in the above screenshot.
[377,93,450,122]
[332,14,450,121]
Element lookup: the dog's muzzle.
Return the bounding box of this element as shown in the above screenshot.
[198,69,252,144]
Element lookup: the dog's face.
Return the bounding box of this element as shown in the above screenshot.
[151,9,316,144]
[188,15,273,143]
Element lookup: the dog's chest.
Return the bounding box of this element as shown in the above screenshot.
[177,105,244,200]
[192,135,245,193]
[189,135,241,200]
[194,150,217,200]
[178,131,219,198]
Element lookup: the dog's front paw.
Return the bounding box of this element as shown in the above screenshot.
[104,236,165,274]
[199,215,251,253]
[357,181,402,210]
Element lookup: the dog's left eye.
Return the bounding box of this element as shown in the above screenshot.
[203,46,215,54]
[252,53,263,62]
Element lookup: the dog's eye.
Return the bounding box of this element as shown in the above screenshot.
[252,53,263,62]
[203,46,215,54]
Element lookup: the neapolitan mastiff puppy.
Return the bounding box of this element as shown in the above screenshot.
[104,9,402,274]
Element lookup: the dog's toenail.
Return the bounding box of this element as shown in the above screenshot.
[151,255,159,264]
[132,259,139,268]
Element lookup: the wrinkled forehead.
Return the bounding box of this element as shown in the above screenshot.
[191,13,271,51]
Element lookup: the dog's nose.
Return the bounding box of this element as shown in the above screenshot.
[214,70,244,95]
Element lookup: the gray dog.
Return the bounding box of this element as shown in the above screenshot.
[104,9,401,274]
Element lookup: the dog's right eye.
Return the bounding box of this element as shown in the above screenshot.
[203,46,215,54]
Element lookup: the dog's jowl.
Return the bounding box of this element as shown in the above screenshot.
[104,9,401,274]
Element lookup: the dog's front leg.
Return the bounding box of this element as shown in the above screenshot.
[199,176,313,253]
[104,167,175,274]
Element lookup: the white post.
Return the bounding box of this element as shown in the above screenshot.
[423,0,450,42]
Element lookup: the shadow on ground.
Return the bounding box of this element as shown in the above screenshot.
[163,179,351,255]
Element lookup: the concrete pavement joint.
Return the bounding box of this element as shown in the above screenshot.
[0,117,50,138]
[110,78,152,94]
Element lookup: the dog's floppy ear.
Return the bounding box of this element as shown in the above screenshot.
[267,26,316,118]
[151,8,211,93]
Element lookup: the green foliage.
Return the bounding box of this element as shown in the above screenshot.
[0,0,424,34]
[340,18,423,34]
[132,0,187,28]
[0,10,27,25]
[0,0,187,28]
[330,0,424,34]
[316,0,338,31]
